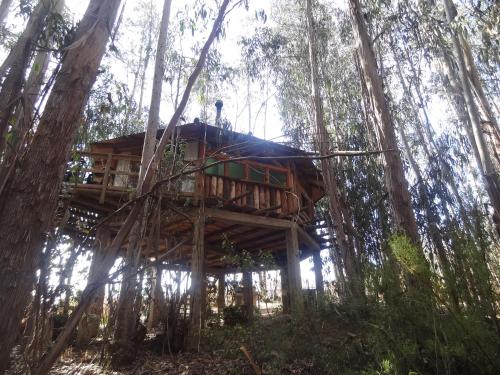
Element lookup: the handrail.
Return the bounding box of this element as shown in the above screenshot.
[77,150,142,161]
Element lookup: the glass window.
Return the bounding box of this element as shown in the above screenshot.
[249,165,266,183]
[269,170,287,187]
[205,157,224,176]
[228,162,245,179]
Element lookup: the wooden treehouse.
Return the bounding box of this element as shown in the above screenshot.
[62,121,326,317]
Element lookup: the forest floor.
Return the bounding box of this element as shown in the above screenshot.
[7,308,367,374]
[48,349,254,375]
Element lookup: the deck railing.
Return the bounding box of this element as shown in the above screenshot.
[65,151,141,203]
[66,151,312,220]
[202,174,297,215]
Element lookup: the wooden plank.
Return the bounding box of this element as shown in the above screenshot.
[253,185,259,209]
[99,153,112,204]
[217,177,224,198]
[230,181,236,199]
[297,226,321,251]
[204,208,292,229]
[312,250,324,294]
[286,224,304,316]
[79,151,141,161]
[210,176,217,196]
[276,190,282,214]
[265,187,270,209]
[236,183,241,206]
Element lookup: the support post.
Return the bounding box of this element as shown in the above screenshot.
[188,211,205,350]
[312,250,324,295]
[280,267,290,314]
[242,271,253,319]
[147,264,165,331]
[76,226,111,347]
[217,271,225,314]
[285,223,304,316]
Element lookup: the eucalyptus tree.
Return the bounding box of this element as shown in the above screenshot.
[0,0,13,24]
[0,0,122,371]
[113,0,172,356]
[34,1,233,372]
[0,0,63,155]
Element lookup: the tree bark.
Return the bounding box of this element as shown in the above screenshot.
[348,0,420,244]
[147,264,165,330]
[0,1,122,372]
[0,0,56,154]
[76,227,112,347]
[113,0,171,350]
[0,0,13,24]
[305,0,363,300]
[187,211,205,351]
[442,0,500,234]
[34,2,229,371]
[0,0,65,187]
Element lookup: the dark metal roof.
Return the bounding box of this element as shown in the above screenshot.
[90,122,321,178]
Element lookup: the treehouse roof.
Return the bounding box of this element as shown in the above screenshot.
[91,122,323,181]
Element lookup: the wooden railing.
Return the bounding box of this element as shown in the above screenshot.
[68,152,312,220]
[66,151,141,203]
[202,174,298,215]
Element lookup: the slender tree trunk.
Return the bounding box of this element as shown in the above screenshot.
[348,0,420,244]
[442,0,500,234]
[0,0,13,24]
[113,0,171,352]
[0,1,122,372]
[33,2,229,372]
[147,264,165,330]
[0,0,56,154]
[306,0,363,300]
[0,0,65,185]
[76,227,112,347]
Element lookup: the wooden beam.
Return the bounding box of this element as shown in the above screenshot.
[312,250,324,294]
[205,208,292,229]
[285,224,304,316]
[99,153,112,204]
[297,226,321,251]
[242,271,253,319]
[188,210,205,350]
[217,271,225,313]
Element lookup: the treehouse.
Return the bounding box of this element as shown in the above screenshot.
[63,121,326,316]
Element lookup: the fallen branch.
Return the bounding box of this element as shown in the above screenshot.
[240,346,261,375]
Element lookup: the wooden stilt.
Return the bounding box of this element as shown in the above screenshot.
[242,271,253,319]
[312,250,324,295]
[285,224,304,316]
[188,211,205,350]
[217,271,225,314]
[280,267,290,314]
[76,226,111,347]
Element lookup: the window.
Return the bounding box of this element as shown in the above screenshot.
[269,170,287,187]
[228,162,245,179]
[248,165,266,183]
[205,157,224,176]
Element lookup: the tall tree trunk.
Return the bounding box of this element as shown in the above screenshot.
[0,0,65,187]
[113,0,171,352]
[306,0,363,300]
[33,2,230,372]
[147,264,165,330]
[0,1,122,372]
[442,0,500,234]
[348,0,420,244]
[0,0,13,24]
[0,0,56,154]
[76,227,112,347]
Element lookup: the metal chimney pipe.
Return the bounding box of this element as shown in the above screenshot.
[215,99,223,127]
